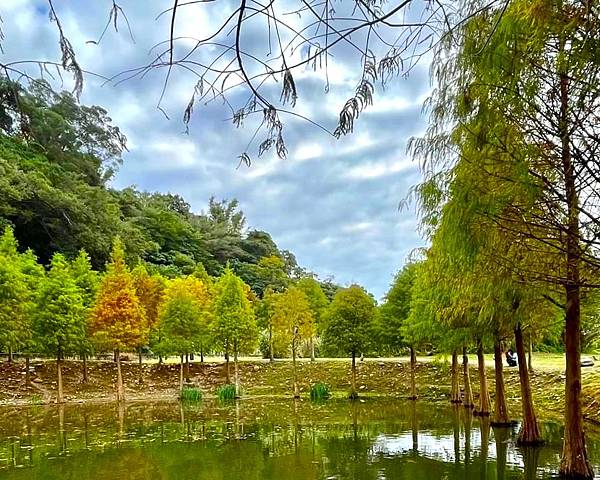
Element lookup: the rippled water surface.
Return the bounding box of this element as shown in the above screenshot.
[0,398,599,479]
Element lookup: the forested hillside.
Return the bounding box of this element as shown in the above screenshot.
[0,79,332,294]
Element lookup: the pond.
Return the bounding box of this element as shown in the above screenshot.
[0,398,598,479]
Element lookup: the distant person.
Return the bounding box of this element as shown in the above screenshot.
[505,349,517,367]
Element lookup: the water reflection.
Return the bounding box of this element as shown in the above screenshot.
[0,399,597,479]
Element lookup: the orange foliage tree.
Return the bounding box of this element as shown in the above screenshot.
[90,238,145,401]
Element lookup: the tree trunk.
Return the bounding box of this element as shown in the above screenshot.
[514,323,542,445]
[557,56,593,480]
[494,426,509,480]
[234,346,240,398]
[158,354,163,365]
[492,337,510,425]
[474,341,491,416]
[138,348,143,384]
[462,347,473,408]
[25,355,31,390]
[115,348,125,402]
[292,341,299,398]
[528,336,533,374]
[269,324,274,362]
[82,354,88,384]
[350,351,358,399]
[179,355,184,393]
[56,356,64,404]
[184,353,190,382]
[8,345,12,363]
[310,337,315,362]
[200,346,204,363]
[409,346,417,400]
[450,350,461,403]
[225,348,231,384]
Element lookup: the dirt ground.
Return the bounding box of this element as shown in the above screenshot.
[1,354,599,424]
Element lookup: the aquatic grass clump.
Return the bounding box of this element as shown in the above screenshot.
[29,394,43,406]
[180,386,202,402]
[217,384,237,401]
[310,382,331,401]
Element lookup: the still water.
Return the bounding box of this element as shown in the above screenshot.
[0,398,598,479]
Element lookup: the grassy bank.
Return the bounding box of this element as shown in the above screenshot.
[1,355,598,423]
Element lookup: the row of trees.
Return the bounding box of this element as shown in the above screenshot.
[0,225,382,401]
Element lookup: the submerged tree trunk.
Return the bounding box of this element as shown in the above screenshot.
[494,426,509,480]
[350,351,358,399]
[492,337,510,425]
[450,350,461,403]
[115,348,125,402]
[514,323,542,445]
[56,356,64,404]
[462,347,473,408]
[409,346,417,400]
[475,341,491,416]
[557,57,593,480]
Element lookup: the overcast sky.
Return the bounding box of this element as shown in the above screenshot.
[3,0,430,299]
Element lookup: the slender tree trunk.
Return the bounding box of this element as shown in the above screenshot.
[158,354,163,365]
[138,348,143,384]
[184,353,190,382]
[179,355,184,393]
[82,354,88,384]
[514,323,542,445]
[350,351,358,399]
[25,355,30,390]
[409,346,417,400]
[557,54,593,480]
[8,345,12,363]
[462,347,473,408]
[115,348,125,402]
[56,356,64,404]
[200,345,204,363]
[269,324,274,362]
[492,337,510,425]
[450,350,461,403]
[225,348,231,384]
[475,341,491,416]
[292,341,299,398]
[234,345,240,398]
[528,336,533,374]
[310,337,315,362]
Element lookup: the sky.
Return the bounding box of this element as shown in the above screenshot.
[2,0,431,299]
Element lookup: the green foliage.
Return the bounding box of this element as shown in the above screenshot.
[217,384,237,401]
[212,267,258,356]
[310,382,331,401]
[296,277,329,333]
[272,286,315,356]
[322,285,377,357]
[180,385,202,402]
[33,253,87,359]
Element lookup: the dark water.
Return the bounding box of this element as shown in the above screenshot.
[0,398,599,479]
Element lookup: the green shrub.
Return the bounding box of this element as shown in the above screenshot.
[310,382,330,401]
[217,384,237,401]
[180,386,202,402]
[29,394,43,406]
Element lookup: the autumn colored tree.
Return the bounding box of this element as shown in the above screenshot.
[322,285,377,399]
[132,264,165,381]
[158,276,212,391]
[33,253,87,403]
[90,238,146,402]
[212,266,257,396]
[272,286,315,397]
